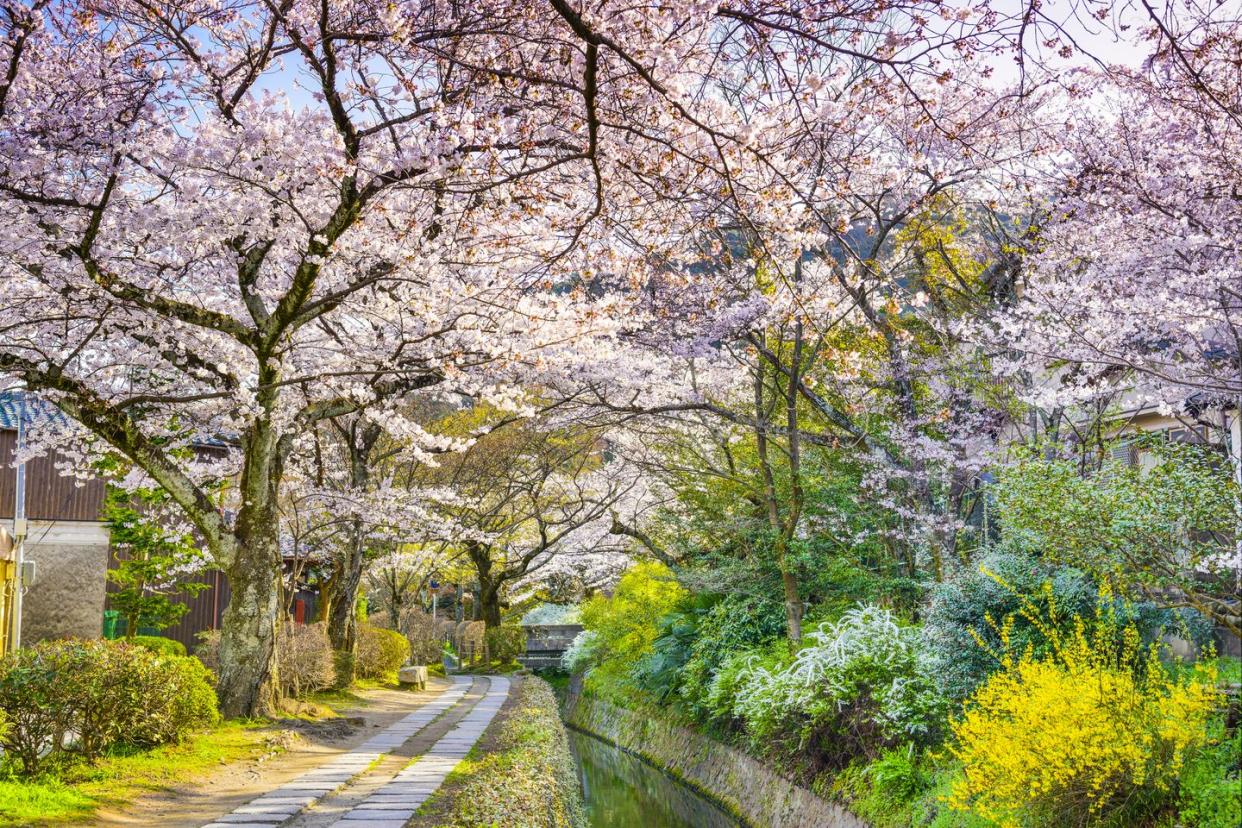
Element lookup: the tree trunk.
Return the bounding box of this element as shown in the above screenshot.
[327,517,365,688]
[781,569,802,644]
[216,534,282,718]
[324,422,380,687]
[215,413,284,718]
[316,574,336,623]
[479,582,502,629]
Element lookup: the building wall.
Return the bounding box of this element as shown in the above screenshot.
[0,430,107,521]
[20,521,110,643]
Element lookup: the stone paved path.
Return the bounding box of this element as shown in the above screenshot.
[199,675,511,828]
[201,676,472,828]
[328,676,510,827]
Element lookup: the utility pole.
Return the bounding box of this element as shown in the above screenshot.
[9,406,27,650]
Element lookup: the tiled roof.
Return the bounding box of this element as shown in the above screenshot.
[0,391,69,431]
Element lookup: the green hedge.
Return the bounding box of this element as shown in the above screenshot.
[0,639,218,775]
[129,635,188,657]
[357,625,410,678]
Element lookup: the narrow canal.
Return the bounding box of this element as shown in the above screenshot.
[568,729,743,828]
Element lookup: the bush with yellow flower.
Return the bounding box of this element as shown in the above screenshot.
[946,580,1222,827]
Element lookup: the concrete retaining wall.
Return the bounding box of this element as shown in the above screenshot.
[564,687,865,828]
[21,521,109,643]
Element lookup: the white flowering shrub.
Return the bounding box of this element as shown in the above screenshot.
[560,630,598,673]
[521,603,582,626]
[725,606,945,760]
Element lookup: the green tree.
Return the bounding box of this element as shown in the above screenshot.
[104,485,211,638]
[996,437,1240,638]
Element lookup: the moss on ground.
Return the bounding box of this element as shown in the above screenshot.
[418,675,585,828]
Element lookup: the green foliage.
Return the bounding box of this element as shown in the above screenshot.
[832,746,936,828]
[1176,714,1242,828]
[103,485,211,637]
[578,562,686,703]
[0,646,72,775]
[356,625,410,678]
[129,635,187,657]
[484,625,526,664]
[923,549,1209,703]
[725,606,945,766]
[632,606,700,701]
[996,439,1239,618]
[703,639,792,723]
[0,640,218,776]
[678,594,786,713]
[122,654,220,748]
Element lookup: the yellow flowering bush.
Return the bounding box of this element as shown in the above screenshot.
[948,582,1221,826]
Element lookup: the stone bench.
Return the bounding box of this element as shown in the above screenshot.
[398,665,428,690]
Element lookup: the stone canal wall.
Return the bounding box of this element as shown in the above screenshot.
[563,686,865,828]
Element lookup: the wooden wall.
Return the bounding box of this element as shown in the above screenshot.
[103,562,320,651]
[0,429,106,522]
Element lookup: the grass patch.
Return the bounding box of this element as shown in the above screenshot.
[305,686,369,711]
[417,676,583,828]
[304,676,407,713]
[0,719,281,827]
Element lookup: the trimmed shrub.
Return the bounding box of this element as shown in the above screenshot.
[0,639,218,776]
[0,644,75,774]
[119,652,219,746]
[278,622,335,698]
[485,625,526,664]
[129,635,188,657]
[357,624,410,678]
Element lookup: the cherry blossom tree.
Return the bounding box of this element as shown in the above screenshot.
[402,412,636,627]
[0,0,1098,714]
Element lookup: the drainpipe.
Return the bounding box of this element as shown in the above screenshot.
[10,410,27,650]
[1230,403,1241,595]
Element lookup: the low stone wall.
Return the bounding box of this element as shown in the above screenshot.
[564,686,865,828]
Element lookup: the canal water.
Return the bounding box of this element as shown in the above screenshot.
[568,728,743,828]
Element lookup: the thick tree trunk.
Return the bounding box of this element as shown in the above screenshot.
[465,541,505,628]
[479,582,502,629]
[216,533,282,718]
[216,411,285,718]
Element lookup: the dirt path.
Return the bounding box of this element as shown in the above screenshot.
[91,678,456,828]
